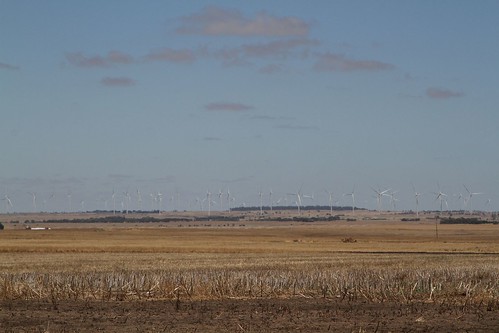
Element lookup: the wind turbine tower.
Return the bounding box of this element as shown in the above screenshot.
[111,189,116,215]
[463,185,482,214]
[218,190,223,212]
[157,191,163,213]
[29,192,37,212]
[258,190,263,215]
[372,187,390,211]
[269,189,273,211]
[136,189,142,211]
[325,190,334,214]
[412,185,421,217]
[434,190,447,214]
[343,187,355,214]
[226,189,232,212]
[206,191,212,216]
[67,191,72,212]
[3,195,13,213]
[287,191,302,214]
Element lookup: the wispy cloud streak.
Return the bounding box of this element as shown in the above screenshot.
[214,38,318,67]
[101,77,136,87]
[66,51,134,68]
[176,6,310,37]
[205,102,254,112]
[0,61,20,70]
[426,87,464,99]
[144,48,196,63]
[242,38,318,57]
[274,124,319,130]
[314,53,394,72]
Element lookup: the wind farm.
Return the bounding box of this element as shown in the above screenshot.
[1,180,497,218]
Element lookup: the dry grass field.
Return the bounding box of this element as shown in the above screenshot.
[1,210,498,332]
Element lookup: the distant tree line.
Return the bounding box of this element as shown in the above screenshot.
[260,215,341,222]
[232,205,363,212]
[440,217,498,225]
[22,216,192,224]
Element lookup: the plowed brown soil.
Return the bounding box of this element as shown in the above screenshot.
[1,297,498,332]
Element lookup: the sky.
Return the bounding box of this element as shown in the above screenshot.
[1,0,499,213]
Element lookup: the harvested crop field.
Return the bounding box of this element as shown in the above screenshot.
[0,211,498,332]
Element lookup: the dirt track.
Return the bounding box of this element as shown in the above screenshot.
[1,297,498,332]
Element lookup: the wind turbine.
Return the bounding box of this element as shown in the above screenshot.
[67,191,72,212]
[302,193,314,204]
[218,190,224,212]
[269,189,273,211]
[412,184,421,217]
[3,195,13,213]
[226,188,232,212]
[45,193,55,212]
[169,194,174,211]
[387,190,398,211]
[325,190,335,214]
[429,184,447,239]
[463,185,482,214]
[136,189,142,211]
[484,198,491,211]
[433,187,447,215]
[149,193,156,211]
[157,191,163,213]
[258,189,264,215]
[205,191,212,216]
[28,192,37,212]
[343,187,355,214]
[195,197,203,211]
[274,197,282,209]
[460,193,468,211]
[123,190,131,214]
[287,189,302,214]
[371,187,390,211]
[111,189,117,214]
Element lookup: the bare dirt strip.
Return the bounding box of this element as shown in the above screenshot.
[1,297,498,333]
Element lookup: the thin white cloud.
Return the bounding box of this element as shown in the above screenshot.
[314,52,395,72]
[213,38,318,67]
[66,51,135,68]
[107,50,134,64]
[213,48,251,67]
[242,38,319,57]
[144,48,196,63]
[205,102,254,112]
[176,6,310,37]
[101,77,136,87]
[0,61,20,70]
[426,87,464,99]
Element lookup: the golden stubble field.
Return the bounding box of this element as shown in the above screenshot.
[1,210,498,332]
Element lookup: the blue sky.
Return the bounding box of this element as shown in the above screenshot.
[1,1,499,213]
